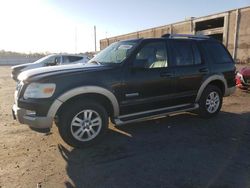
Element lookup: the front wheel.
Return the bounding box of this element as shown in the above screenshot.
[198,85,223,118]
[58,100,108,148]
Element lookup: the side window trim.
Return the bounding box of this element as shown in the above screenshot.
[191,41,202,65]
[165,40,171,68]
[60,55,63,64]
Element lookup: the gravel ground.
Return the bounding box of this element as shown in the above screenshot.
[0,65,250,188]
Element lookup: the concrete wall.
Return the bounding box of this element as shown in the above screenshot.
[236,7,250,62]
[0,57,41,65]
[173,22,192,34]
[227,10,237,56]
[100,6,250,63]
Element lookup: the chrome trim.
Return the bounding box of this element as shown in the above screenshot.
[47,86,119,118]
[125,93,139,97]
[114,104,199,125]
[118,103,192,119]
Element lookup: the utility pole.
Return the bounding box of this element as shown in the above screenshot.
[75,26,77,53]
[94,25,97,52]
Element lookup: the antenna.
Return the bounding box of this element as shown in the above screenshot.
[94,25,97,52]
[75,26,77,53]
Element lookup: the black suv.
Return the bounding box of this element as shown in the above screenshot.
[12,34,236,148]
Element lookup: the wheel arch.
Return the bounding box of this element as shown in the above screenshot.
[195,75,227,102]
[47,86,119,119]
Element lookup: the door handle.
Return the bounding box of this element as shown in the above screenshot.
[199,68,209,73]
[160,72,173,77]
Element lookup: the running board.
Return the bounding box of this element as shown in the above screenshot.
[114,103,199,126]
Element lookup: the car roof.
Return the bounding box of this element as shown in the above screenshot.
[119,34,215,43]
[49,54,88,57]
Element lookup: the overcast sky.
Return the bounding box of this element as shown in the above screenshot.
[0,0,249,53]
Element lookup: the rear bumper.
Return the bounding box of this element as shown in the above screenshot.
[224,86,236,96]
[12,104,53,131]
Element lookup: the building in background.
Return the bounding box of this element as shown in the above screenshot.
[100,6,250,63]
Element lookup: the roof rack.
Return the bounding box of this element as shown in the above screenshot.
[162,34,210,39]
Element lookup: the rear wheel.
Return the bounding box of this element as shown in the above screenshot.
[58,100,108,148]
[198,85,222,118]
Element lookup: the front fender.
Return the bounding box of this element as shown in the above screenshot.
[47,86,120,118]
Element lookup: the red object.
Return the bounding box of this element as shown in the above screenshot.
[236,66,250,90]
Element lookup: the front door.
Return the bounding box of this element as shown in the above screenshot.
[120,40,176,115]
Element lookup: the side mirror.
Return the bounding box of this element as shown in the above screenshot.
[133,59,147,69]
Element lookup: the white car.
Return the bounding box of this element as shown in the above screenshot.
[11,54,90,81]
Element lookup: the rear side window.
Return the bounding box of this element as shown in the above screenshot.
[68,56,83,62]
[62,56,83,64]
[170,40,201,66]
[203,42,233,64]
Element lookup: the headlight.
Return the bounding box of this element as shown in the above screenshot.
[23,83,56,99]
[236,72,243,80]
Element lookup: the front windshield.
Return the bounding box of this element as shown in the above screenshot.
[33,55,51,64]
[90,41,138,64]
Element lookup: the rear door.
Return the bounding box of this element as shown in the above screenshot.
[169,39,208,104]
[200,41,236,88]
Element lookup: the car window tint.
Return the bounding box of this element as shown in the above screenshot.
[192,43,202,65]
[135,41,168,69]
[171,40,194,66]
[62,56,83,64]
[62,56,69,64]
[68,56,83,62]
[44,56,60,65]
[203,42,233,64]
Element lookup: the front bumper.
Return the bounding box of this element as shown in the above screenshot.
[235,75,250,89]
[11,71,19,82]
[12,104,53,131]
[236,83,250,90]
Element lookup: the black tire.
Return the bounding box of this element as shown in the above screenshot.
[198,85,223,118]
[58,100,108,148]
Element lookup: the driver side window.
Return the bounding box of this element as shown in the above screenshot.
[44,56,61,66]
[134,41,168,69]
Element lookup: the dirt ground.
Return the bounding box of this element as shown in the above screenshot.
[0,65,250,188]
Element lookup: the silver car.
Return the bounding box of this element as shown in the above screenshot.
[11,54,90,81]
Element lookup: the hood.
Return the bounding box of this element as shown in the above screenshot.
[18,63,101,81]
[11,62,34,70]
[239,67,250,77]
